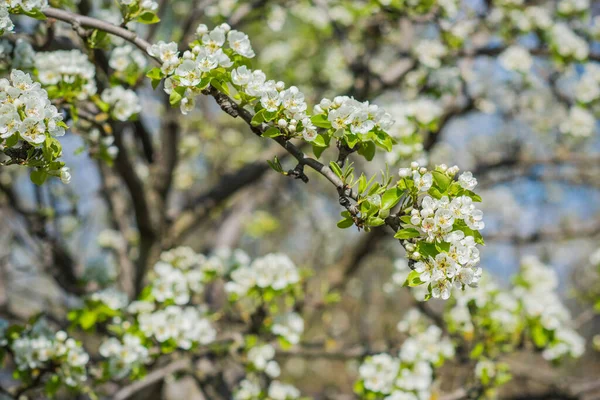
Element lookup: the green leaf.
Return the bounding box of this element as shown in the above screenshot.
[137,11,161,24]
[329,161,343,179]
[417,242,438,258]
[251,109,265,126]
[169,86,186,106]
[358,174,367,193]
[263,127,281,138]
[463,189,482,202]
[367,216,385,227]
[345,133,359,149]
[4,133,18,148]
[357,140,376,161]
[403,270,424,287]
[30,169,48,186]
[45,375,61,397]
[311,134,328,147]
[373,130,393,152]
[428,186,444,199]
[310,114,331,129]
[381,188,403,210]
[263,110,278,122]
[432,170,452,192]
[312,143,327,159]
[79,310,97,330]
[531,323,549,348]
[88,29,109,49]
[337,218,354,229]
[210,79,230,96]
[394,228,421,240]
[267,156,284,174]
[23,8,47,20]
[399,215,412,224]
[470,342,484,359]
[146,67,164,81]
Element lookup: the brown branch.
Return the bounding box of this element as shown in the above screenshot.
[113,358,191,400]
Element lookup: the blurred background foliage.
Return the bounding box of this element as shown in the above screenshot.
[1,0,600,398]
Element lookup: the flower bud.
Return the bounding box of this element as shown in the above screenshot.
[276,81,285,90]
[288,124,296,133]
[313,105,323,114]
[411,161,419,169]
[289,119,297,125]
[319,98,332,109]
[412,251,420,259]
[60,167,71,184]
[419,167,427,174]
[277,119,288,128]
[196,24,208,35]
[219,23,231,33]
[439,164,448,172]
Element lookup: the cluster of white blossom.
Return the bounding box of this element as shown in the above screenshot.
[10,322,89,388]
[398,164,484,299]
[447,279,520,334]
[225,253,300,298]
[99,334,149,379]
[247,343,281,377]
[0,70,66,144]
[234,378,262,400]
[315,95,394,139]
[559,106,596,137]
[271,311,304,345]
[137,305,216,349]
[268,381,301,400]
[34,50,97,99]
[147,22,396,151]
[149,23,256,114]
[549,23,589,62]
[101,86,142,121]
[0,6,12,33]
[233,65,320,141]
[89,287,129,310]
[150,246,232,304]
[117,0,158,13]
[413,39,447,69]
[401,99,442,132]
[0,38,34,69]
[444,257,585,362]
[499,45,533,74]
[357,311,453,399]
[212,247,252,273]
[109,44,147,72]
[151,260,204,304]
[514,256,585,360]
[557,0,589,15]
[0,0,49,33]
[234,378,301,400]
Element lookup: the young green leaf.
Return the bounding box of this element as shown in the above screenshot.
[329,161,343,179]
[403,270,424,287]
[394,228,421,239]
